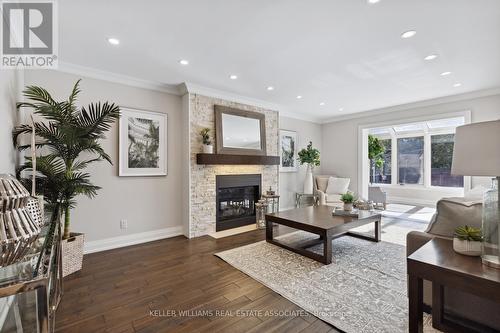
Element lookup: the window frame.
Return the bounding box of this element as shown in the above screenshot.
[369,119,464,189]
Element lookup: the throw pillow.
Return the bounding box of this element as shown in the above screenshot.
[326,177,350,195]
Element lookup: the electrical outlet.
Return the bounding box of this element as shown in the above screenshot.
[120,219,128,229]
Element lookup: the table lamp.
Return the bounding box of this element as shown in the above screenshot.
[451,119,500,268]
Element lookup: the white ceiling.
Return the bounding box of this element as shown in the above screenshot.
[59,0,500,122]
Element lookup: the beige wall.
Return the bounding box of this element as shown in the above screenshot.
[23,70,183,245]
[279,116,322,209]
[0,70,20,175]
[321,93,500,204]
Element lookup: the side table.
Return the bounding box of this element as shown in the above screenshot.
[295,192,318,208]
[407,238,500,332]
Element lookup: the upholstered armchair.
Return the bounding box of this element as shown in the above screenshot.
[407,197,500,330]
[314,175,349,206]
[368,186,387,209]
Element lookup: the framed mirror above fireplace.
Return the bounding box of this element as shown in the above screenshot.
[215,105,267,155]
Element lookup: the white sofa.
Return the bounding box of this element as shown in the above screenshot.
[314,175,349,206]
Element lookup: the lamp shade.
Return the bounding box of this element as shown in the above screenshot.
[451,120,500,176]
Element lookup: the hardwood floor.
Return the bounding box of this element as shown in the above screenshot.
[55,227,339,333]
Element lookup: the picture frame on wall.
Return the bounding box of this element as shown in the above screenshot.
[119,107,167,176]
[280,129,298,172]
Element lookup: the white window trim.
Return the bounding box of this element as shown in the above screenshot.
[357,110,472,199]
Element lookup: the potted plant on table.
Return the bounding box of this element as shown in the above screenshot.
[200,128,213,153]
[340,193,355,212]
[453,225,483,256]
[13,80,120,276]
[297,141,320,194]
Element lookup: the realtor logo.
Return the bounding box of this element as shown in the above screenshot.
[1,0,58,68]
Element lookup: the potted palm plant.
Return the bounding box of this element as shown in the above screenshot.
[13,80,120,276]
[298,141,320,194]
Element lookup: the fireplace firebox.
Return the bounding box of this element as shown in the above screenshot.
[216,174,261,231]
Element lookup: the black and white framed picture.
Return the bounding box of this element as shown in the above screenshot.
[280,129,298,172]
[119,107,167,176]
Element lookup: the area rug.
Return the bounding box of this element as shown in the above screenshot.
[216,230,438,332]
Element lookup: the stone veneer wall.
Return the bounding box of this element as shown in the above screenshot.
[189,93,279,238]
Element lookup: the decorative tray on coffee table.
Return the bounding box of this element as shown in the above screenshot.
[332,208,360,217]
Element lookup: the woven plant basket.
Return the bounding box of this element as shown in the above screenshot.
[62,232,84,276]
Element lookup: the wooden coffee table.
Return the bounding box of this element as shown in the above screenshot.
[265,205,381,264]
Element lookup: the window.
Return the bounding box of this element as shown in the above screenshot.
[398,137,424,185]
[372,139,391,184]
[367,116,466,189]
[431,134,464,187]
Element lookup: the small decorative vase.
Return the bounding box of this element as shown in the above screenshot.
[303,165,313,194]
[343,202,353,212]
[453,238,482,256]
[203,144,213,154]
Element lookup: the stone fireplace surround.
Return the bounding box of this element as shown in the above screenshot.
[186,93,279,238]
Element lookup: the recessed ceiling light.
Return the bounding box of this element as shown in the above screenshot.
[339,107,344,112]
[296,95,303,99]
[440,71,452,76]
[229,74,238,80]
[266,86,274,91]
[107,37,120,45]
[179,59,189,66]
[319,102,325,106]
[453,83,462,87]
[401,30,417,39]
[424,54,438,61]
[368,0,380,4]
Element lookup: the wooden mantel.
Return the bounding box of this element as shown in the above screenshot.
[196,153,280,165]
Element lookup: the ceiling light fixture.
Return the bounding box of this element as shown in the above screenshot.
[368,0,380,4]
[107,37,120,45]
[319,102,325,106]
[229,74,238,80]
[453,83,462,87]
[296,95,303,99]
[179,59,189,66]
[266,86,274,91]
[440,71,452,76]
[339,107,344,112]
[424,54,438,61]
[401,30,417,39]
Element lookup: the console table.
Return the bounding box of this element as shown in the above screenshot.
[407,238,500,333]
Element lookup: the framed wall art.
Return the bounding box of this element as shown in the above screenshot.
[280,129,298,172]
[119,108,167,176]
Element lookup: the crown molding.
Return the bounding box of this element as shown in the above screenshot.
[53,64,322,123]
[181,82,322,123]
[322,87,500,124]
[56,62,182,95]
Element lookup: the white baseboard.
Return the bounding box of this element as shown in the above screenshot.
[84,226,184,254]
[387,196,437,207]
